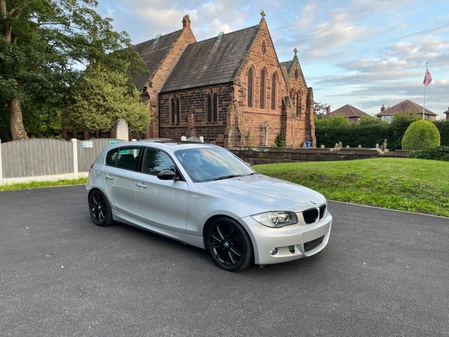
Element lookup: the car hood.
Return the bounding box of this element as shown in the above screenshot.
[195,174,326,214]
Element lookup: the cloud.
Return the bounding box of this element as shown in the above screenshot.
[95,0,449,118]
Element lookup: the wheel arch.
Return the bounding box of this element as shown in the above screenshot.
[202,214,255,259]
[87,187,113,208]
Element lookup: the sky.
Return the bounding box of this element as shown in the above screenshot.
[96,0,449,119]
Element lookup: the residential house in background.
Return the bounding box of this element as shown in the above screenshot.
[376,99,438,121]
[132,12,316,148]
[328,104,371,124]
[444,107,449,120]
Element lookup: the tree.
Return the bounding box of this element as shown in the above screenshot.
[0,0,147,140]
[359,115,384,126]
[314,114,350,128]
[64,64,150,135]
[314,102,329,118]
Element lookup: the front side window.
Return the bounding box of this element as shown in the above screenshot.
[142,148,176,175]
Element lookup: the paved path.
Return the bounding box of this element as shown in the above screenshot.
[1,186,448,336]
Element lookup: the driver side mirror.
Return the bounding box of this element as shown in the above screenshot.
[157,170,178,180]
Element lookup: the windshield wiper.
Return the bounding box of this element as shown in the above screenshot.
[215,173,256,181]
[215,174,244,181]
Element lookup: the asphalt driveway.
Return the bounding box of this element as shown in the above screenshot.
[0,185,448,336]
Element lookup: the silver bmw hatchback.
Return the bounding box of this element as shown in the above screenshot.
[86,140,332,271]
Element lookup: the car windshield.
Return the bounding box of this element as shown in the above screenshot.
[175,147,255,182]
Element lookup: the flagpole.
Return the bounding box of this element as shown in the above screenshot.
[422,62,429,120]
[422,81,426,120]
[422,62,429,119]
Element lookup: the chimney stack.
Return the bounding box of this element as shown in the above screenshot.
[182,15,191,30]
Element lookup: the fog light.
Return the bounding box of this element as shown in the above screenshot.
[289,245,295,253]
[270,248,278,256]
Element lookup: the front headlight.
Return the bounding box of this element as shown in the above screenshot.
[251,211,298,228]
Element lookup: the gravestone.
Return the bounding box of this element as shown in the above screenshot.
[115,118,129,141]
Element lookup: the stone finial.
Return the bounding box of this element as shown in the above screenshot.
[294,48,298,56]
[260,10,266,19]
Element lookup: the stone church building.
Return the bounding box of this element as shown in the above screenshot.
[132,12,316,148]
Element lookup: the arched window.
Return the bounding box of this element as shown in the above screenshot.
[206,93,218,122]
[206,94,212,121]
[176,97,180,124]
[170,97,176,124]
[295,92,300,116]
[170,96,180,125]
[213,93,218,122]
[247,67,254,108]
[260,68,266,109]
[271,72,277,110]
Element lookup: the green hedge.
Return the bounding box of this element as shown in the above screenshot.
[434,120,449,146]
[412,146,449,161]
[315,114,449,151]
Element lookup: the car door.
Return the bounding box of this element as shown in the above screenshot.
[134,147,189,233]
[102,146,142,217]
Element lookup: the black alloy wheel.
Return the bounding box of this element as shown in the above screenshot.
[206,217,253,271]
[88,190,113,227]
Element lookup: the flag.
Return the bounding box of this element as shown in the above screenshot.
[423,68,432,86]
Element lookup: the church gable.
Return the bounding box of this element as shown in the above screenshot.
[161,25,259,93]
[280,51,309,118]
[131,15,196,93]
[233,13,286,113]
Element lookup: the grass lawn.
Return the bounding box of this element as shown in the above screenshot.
[254,158,449,218]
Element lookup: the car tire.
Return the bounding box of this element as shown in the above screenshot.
[205,217,253,271]
[88,190,113,227]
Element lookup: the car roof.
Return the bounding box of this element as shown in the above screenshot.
[105,139,221,152]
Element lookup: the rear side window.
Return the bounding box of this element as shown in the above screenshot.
[106,147,141,171]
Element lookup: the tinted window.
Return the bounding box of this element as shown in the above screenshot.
[142,148,175,175]
[106,148,119,166]
[106,147,141,171]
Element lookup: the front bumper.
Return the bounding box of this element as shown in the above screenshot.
[240,212,332,265]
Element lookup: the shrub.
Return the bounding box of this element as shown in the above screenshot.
[402,120,440,150]
[413,146,449,161]
[274,133,286,147]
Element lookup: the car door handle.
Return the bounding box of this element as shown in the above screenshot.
[136,182,147,188]
[105,174,114,180]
